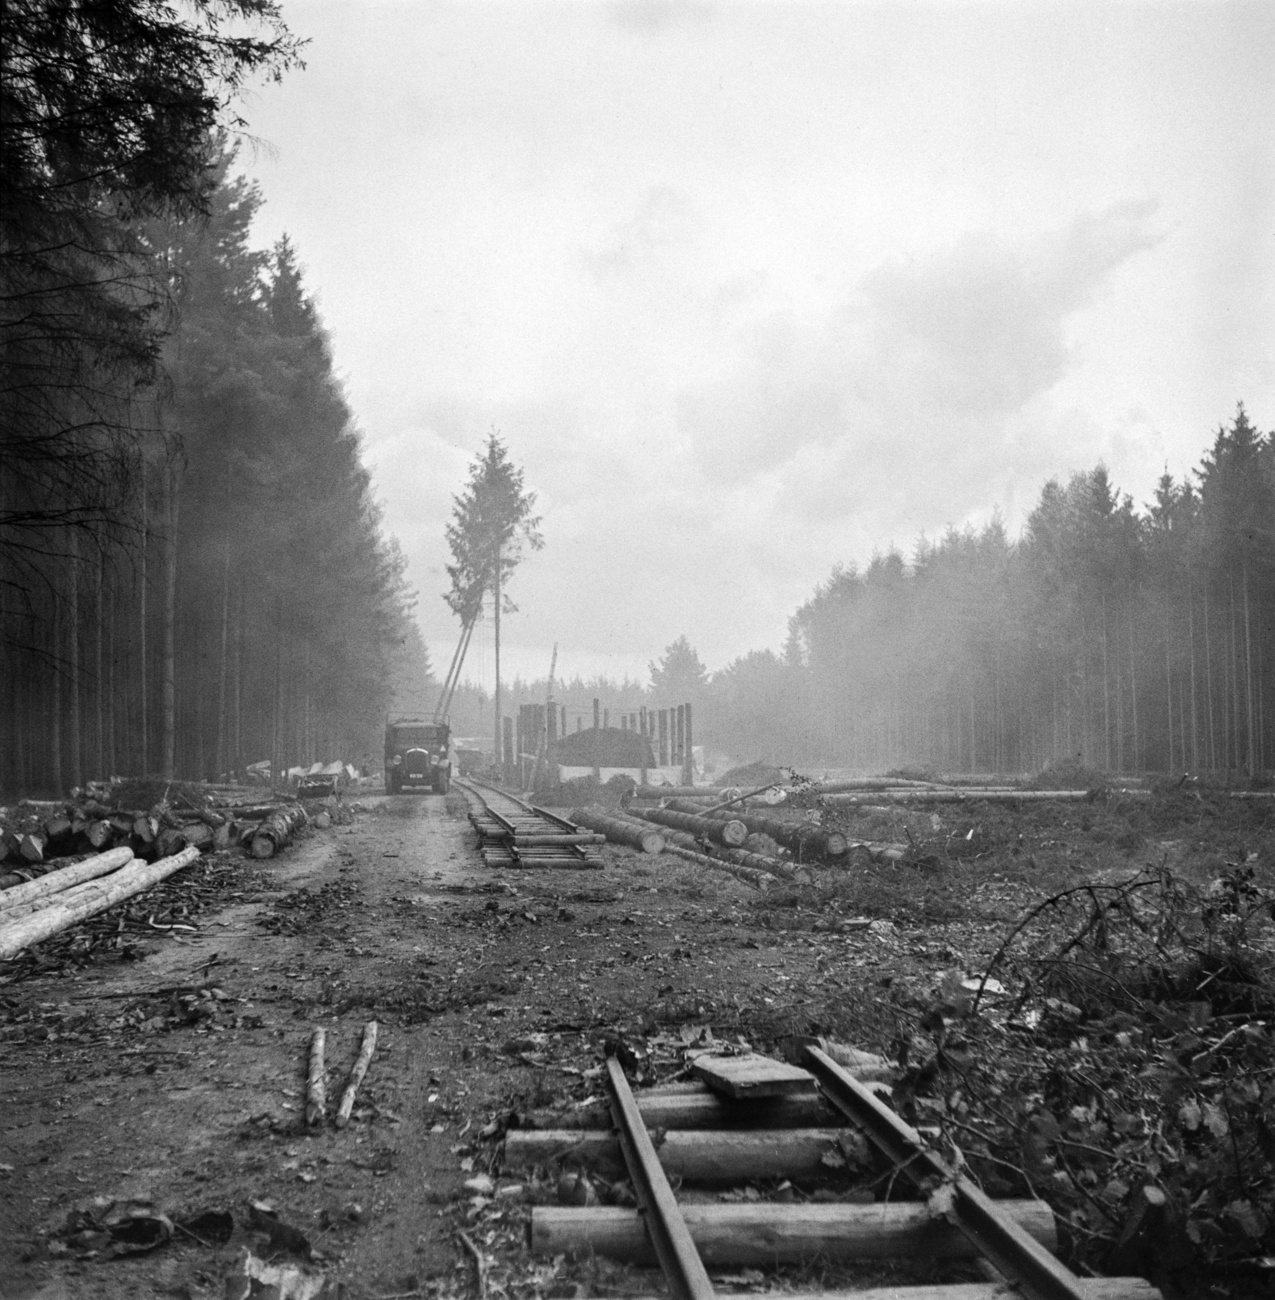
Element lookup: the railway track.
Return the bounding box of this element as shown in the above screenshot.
[455,778,605,868]
[509,1047,1162,1300]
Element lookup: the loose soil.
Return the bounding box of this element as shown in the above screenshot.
[1,787,1271,1299]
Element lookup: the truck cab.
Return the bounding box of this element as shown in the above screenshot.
[384,718,452,794]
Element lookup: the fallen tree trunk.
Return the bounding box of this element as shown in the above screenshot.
[306,1027,327,1126]
[632,785,724,800]
[0,846,201,961]
[628,805,748,847]
[570,808,665,854]
[0,847,134,913]
[248,806,307,859]
[335,1020,378,1128]
[821,789,1097,806]
[530,1199,1055,1265]
[608,809,795,880]
[664,844,769,890]
[666,799,847,860]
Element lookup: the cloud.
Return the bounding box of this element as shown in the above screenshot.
[607,0,715,35]
[584,186,698,275]
[674,200,1163,494]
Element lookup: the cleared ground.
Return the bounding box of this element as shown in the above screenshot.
[1,785,1271,1298]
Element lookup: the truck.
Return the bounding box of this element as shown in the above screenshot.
[383,717,453,794]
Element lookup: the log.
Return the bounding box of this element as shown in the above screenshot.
[821,790,1093,806]
[249,806,307,859]
[631,806,748,847]
[632,785,725,800]
[84,819,114,850]
[621,1285,1159,1300]
[306,1027,327,1126]
[506,1127,849,1184]
[335,1020,378,1128]
[667,800,847,860]
[524,1084,845,1132]
[570,808,665,854]
[180,822,215,852]
[0,847,134,913]
[156,826,187,858]
[665,844,768,890]
[132,815,156,844]
[19,831,47,864]
[0,846,201,961]
[530,1199,1056,1265]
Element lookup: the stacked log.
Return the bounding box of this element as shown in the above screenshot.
[629,806,749,848]
[610,810,797,882]
[570,808,666,855]
[1,779,319,872]
[0,848,135,915]
[248,806,308,859]
[0,846,201,961]
[665,799,847,861]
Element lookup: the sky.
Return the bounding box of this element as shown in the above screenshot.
[237,0,1275,689]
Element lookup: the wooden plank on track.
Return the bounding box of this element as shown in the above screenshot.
[692,1052,814,1098]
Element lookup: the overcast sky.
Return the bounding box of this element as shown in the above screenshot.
[239,0,1274,689]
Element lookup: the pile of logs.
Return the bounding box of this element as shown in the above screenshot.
[0,845,201,961]
[0,779,320,882]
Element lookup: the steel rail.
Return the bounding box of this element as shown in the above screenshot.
[804,1046,1088,1300]
[606,1056,716,1300]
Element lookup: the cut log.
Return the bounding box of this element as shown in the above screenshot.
[19,831,47,863]
[523,1084,845,1132]
[42,814,74,849]
[620,1285,1159,1300]
[664,844,769,890]
[248,806,307,859]
[335,1020,378,1128]
[0,846,201,961]
[570,808,665,854]
[821,790,1094,806]
[0,847,134,913]
[692,1052,814,1099]
[667,800,847,860]
[132,815,156,844]
[530,1198,1056,1265]
[632,806,748,847]
[156,827,187,858]
[632,785,727,800]
[180,822,215,852]
[506,1127,849,1183]
[84,819,114,850]
[306,1027,327,1126]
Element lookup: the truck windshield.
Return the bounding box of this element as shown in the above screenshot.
[392,727,445,747]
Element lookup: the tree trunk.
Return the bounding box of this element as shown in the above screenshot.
[139,457,149,775]
[215,531,231,781]
[494,542,502,777]
[161,461,180,779]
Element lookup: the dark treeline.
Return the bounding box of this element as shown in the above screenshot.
[456,411,1273,779]
[714,408,1274,777]
[2,151,412,793]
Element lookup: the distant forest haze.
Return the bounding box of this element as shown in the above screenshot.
[432,411,1275,782]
